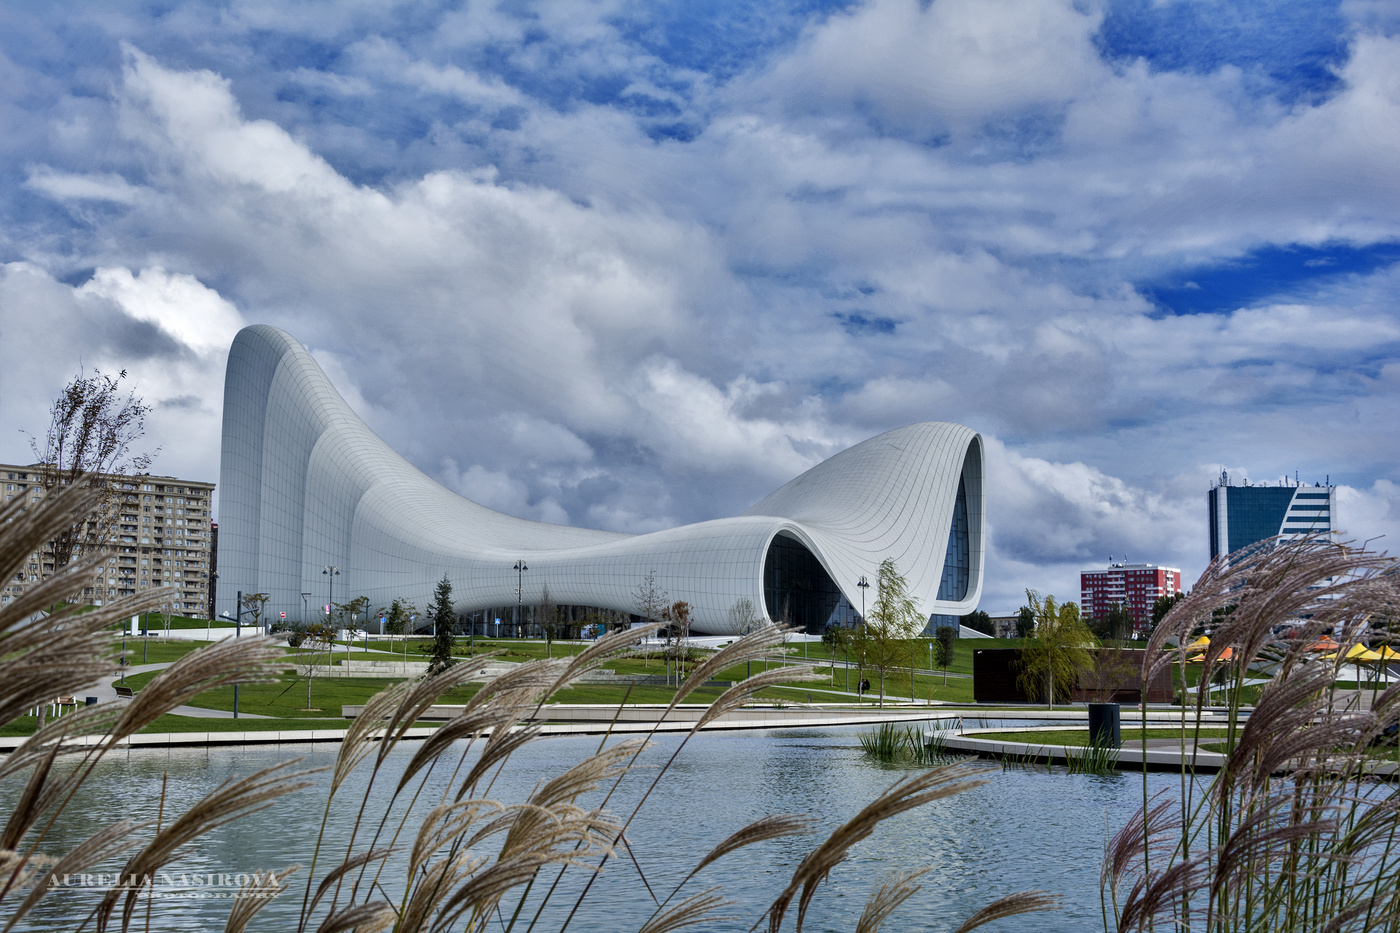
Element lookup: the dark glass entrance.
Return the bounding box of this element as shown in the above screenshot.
[763,532,842,634]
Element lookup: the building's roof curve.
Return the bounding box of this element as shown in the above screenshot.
[220,325,983,634]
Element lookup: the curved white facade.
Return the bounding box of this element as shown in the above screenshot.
[218,325,985,635]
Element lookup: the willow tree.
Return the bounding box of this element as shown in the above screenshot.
[865,558,923,707]
[1015,589,1094,708]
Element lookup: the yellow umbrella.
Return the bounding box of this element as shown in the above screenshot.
[1186,635,1210,649]
[1374,646,1400,661]
[1345,643,1384,662]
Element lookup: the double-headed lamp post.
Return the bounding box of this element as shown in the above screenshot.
[323,566,339,628]
[513,560,528,638]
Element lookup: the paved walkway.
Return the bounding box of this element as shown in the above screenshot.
[79,662,273,719]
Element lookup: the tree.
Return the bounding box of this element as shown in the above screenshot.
[822,625,848,687]
[538,584,561,659]
[1014,589,1094,708]
[333,595,369,632]
[1151,591,1186,633]
[29,368,156,569]
[239,592,270,634]
[1089,602,1133,643]
[960,610,993,636]
[1015,606,1036,639]
[935,624,956,685]
[633,569,669,677]
[662,600,693,685]
[295,621,337,710]
[379,598,417,669]
[865,558,923,707]
[426,576,456,674]
[730,597,762,680]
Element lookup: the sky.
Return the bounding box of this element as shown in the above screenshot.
[1,0,1398,614]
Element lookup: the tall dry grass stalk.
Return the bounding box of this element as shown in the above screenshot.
[0,479,1057,932]
[1104,535,1400,932]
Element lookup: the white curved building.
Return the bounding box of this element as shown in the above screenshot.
[218,325,985,635]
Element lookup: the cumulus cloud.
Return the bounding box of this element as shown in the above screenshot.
[1,3,1398,609]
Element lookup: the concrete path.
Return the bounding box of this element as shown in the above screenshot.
[79,661,274,719]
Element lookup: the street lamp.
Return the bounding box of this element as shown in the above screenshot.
[323,566,339,629]
[856,575,870,698]
[218,589,257,717]
[513,560,528,638]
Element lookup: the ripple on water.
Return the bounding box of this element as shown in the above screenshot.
[4,727,1182,932]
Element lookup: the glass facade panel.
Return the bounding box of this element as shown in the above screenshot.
[936,475,969,602]
[763,533,843,634]
[1225,486,1295,554]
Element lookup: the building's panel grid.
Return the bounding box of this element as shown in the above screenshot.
[219,325,986,633]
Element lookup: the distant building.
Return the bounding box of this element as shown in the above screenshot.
[1208,471,1335,560]
[0,464,215,617]
[1080,560,1183,630]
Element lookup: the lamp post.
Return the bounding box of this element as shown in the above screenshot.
[217,590,257,717]
[856,575,869,699]
[323,566,339,625]
[513,560,528,639]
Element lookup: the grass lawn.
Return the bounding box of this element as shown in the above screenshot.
[976,726,1238,747]
[118,671,482,718]
[110,638,213,665]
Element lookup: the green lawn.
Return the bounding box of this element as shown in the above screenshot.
[110,638,213,665]
[976,726,1238,748]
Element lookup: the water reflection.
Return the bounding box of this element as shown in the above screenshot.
[5,728,1180,932]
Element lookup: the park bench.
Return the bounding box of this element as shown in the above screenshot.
[114,686,134,699]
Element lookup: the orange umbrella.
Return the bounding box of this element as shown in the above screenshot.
[1307,636,1341,652]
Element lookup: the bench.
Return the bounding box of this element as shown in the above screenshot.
[114,686,135,699]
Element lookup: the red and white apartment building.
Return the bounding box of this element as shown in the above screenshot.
[1080,560,1183,633]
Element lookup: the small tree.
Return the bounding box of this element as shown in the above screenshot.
[380,598,417,669]
[633,569,669,677]
[240,592,270,633]
[730,597,761,679]
[935,624,956,685]
[1015,589,1094,708]
[662,600,693,684]
[865,558,923,707]
[426,576,456,674]
[539,584,560,659]
[296,621,336,710]
[822,625,848,687]
[29,368,156,569]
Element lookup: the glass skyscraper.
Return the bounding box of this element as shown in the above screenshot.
[1208,471,1335,560]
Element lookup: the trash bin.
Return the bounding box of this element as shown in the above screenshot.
[1088,702,1121,747]
[85,696,98,707]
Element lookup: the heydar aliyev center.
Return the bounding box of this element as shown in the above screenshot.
[218,325,985,635]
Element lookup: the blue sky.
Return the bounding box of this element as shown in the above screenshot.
[2,0,1398,612]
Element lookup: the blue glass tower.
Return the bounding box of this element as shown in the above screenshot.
[1208,472,1335,560]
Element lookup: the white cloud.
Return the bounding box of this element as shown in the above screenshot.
[79,266,244,354]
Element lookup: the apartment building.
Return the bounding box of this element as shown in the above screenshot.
[1,464,215,617]
[1080,560,1183,630]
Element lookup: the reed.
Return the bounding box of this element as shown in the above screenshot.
[1064,740,1119,776]
[1102,536,1400,932]
[0,482,1058,932]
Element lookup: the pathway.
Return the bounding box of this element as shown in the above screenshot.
[80,661,274,719]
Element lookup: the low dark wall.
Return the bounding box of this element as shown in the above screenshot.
[972,648,1171,704]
